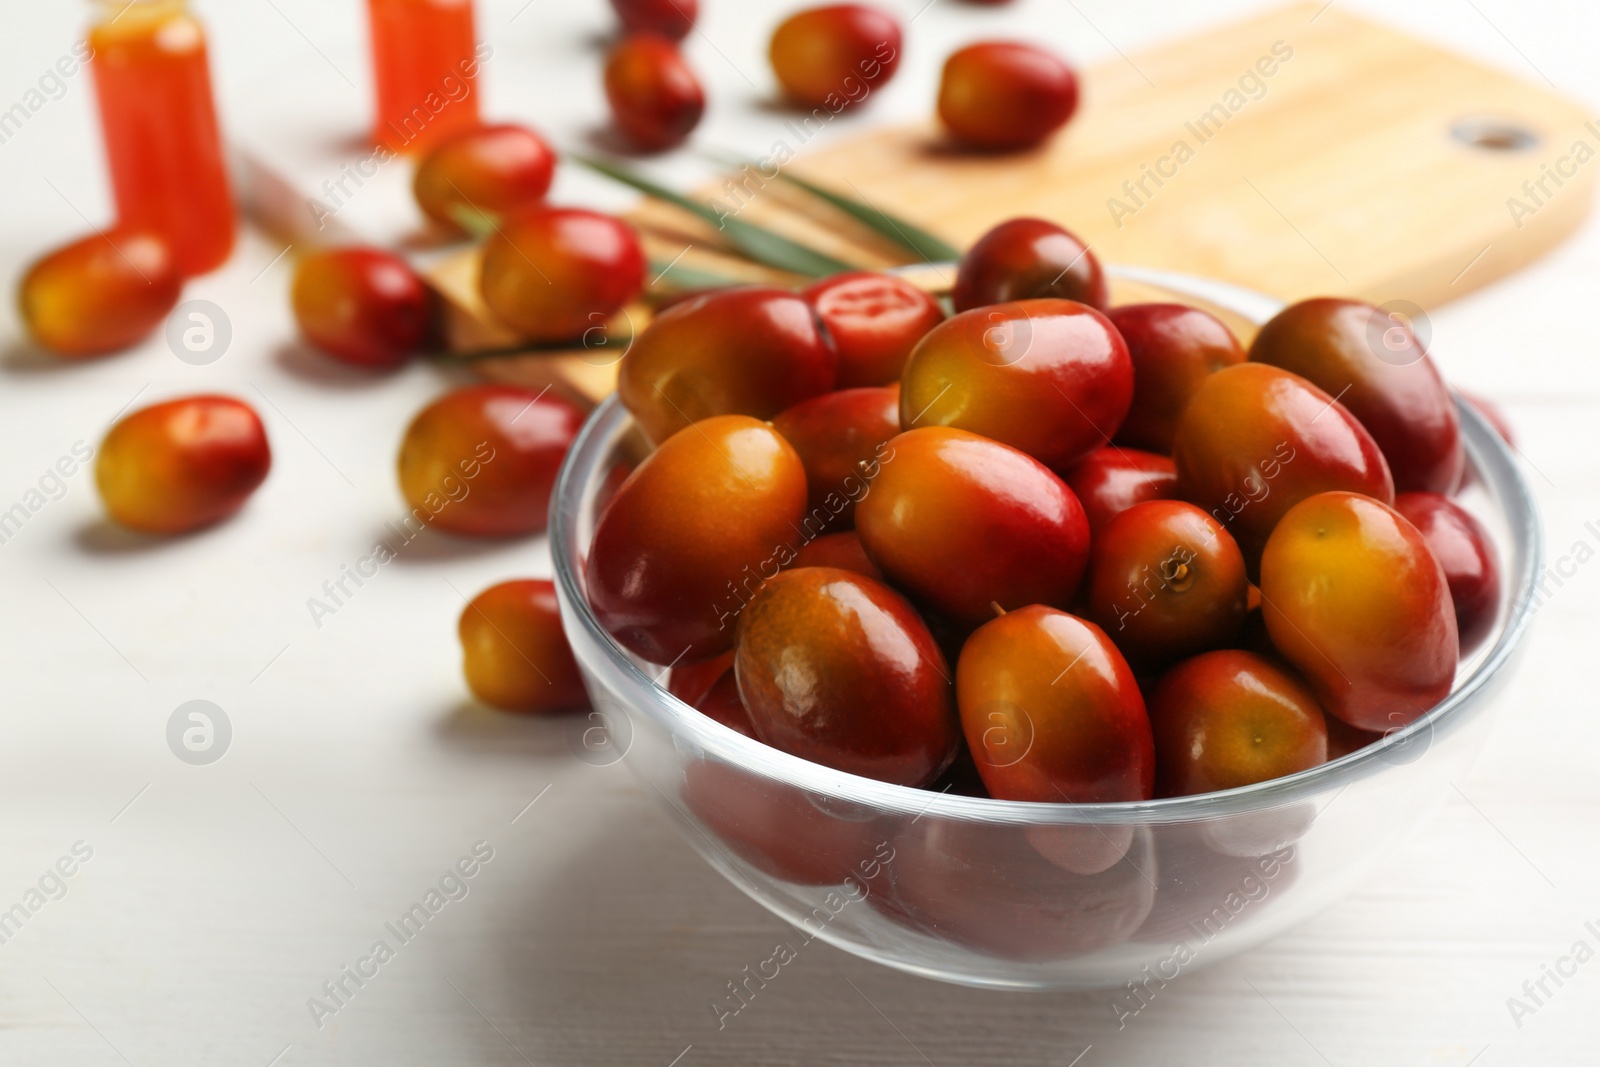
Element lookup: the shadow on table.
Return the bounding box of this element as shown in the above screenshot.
[441,780,1275,1066]
[271,340,398,390]
[431,699,576,761]
[369,519,535,565]
[0,338,79,376]
[72,516,211,555]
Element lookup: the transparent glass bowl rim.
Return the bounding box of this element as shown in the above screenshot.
[550,265,1544,827]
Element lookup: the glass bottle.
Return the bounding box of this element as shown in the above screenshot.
[367,0,482,154]
[88,0,236,277]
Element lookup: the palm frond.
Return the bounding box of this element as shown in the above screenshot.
[776,170,961,263]
[574,154,856,278]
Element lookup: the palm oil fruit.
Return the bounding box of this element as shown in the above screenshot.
[771,385,899,535]
[96,395,270,534]
[1135,826,1299,942]
[397,385,584,537]
[1324,712,1379,760]
[1107,302,1246,453]
[588,415,808,664]
[1084,500,1249,668]
[855,427,1091,628]
[790,531,884,580]
[20,229,181,358]
[459,579,587,713]
[412,123,555,233]
[951,218,1107,312]
[694,667,757,737]
[604,33,706,151]
[768,4,901,110]
[1149,650,1327,796]
[898,298,1132,472]
[291,247,431,369]
[1394,491,1501,654]
[479,205,645,343]
[956,605,1154,802]
[878,817,1155,960]
[1250,297,1463,494]
[736,567,959,786]
[667,650,734,706]
[1259,491,1458,733]
[938,41,1078,151]
[680,759,888,886]
[1172,362,1394,572]
[1061,446,1177,535]
[618,286,837,444]
[801,271,945,387]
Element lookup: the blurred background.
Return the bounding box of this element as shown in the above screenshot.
[1,0,1597,1063]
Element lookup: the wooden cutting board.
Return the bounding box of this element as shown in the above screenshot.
[431,1,1595,404]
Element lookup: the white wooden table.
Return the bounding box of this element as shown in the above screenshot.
[1,1,1597,1063]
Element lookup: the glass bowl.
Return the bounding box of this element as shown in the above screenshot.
[549,266,1542,991]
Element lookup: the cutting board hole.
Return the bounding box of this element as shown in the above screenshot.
[1451,117,1539,152]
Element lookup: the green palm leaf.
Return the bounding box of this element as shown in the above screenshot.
[701,150,960,263]
[573,154,856,278]
[646,256,753,292]
[773,170,960,263]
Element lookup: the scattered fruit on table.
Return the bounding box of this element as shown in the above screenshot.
[768,4,902,110]
[3,0,1535,971]
[291,246,430,369]
[96,395,270,534]
[459,579,587,713]
[20,230,181,358]
[937,41,1078,150]
[0,0,1546,986]
[21,0,1518,811]
[412,123,556,233]
[604,33,706,152]
[397,384,584,537]
[479,205,645,342]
